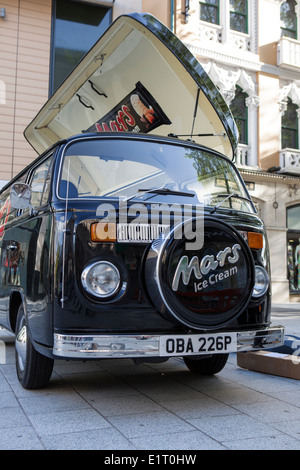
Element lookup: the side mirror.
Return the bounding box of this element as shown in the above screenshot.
[10,183,32,210]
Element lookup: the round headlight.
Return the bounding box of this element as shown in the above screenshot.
[81,261,120,298]
[252,266,269,298]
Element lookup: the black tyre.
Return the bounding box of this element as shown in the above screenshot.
[184,353,229,375]
[15,304,54,389]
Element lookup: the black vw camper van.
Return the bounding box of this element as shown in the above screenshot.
[0,13,284,389]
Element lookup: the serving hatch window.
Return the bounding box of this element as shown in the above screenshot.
[59,138,254,213]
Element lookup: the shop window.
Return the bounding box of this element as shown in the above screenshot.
[282,98,299,149]
[230,0,248,34]
[200,0,219,25]
[230,86,248,145]
[287,205,300,292]
[50,0,112,95]
[280,0,298,39]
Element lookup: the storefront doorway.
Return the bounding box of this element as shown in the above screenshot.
[287,205,300,293]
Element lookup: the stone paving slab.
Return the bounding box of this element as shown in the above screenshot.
[0,310,299,451]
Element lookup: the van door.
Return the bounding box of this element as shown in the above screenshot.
[0,172,28,329]
[9,153,54,344]
[0,186,13,328]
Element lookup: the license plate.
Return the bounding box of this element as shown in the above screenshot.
[159,333,237,357]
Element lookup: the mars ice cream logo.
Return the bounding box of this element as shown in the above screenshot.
[172,244,242,293]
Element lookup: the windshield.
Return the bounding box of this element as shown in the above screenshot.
[59,138,254,213]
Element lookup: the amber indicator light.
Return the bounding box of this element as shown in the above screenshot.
[91,222,116,242]
[248,232,263,250]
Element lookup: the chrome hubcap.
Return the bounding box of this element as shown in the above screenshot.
[16,321,27,372]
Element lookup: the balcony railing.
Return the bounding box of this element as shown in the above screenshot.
[229,30,251,52]
[278,37,300,71]
[199,22,252,52]
[199,22,223,45]
[236,144,250,167]
[279,148,300,175]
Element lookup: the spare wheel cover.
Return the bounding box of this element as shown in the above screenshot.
[145,216,255,330]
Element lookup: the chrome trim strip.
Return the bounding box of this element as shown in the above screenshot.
[53,326,285,359]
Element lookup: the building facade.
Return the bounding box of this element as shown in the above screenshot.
[1,0,300,303]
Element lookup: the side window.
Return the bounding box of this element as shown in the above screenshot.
[0,173,27,235]
[29,156,53,210]
[0,187,13,236]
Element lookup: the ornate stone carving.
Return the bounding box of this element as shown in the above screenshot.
[279,81,300,114]
[204,62,257,104]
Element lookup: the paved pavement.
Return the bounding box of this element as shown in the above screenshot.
[0,304,300,451]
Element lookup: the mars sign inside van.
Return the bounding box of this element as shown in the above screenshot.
[85,81,171,134]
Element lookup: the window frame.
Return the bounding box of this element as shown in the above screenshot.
[280,0,298,39]
[281,98,299,150]
[49,0,112,96]
[199,0,220,25]
[230,86,249,146]
[25,152,55,213]
[229,0,248,34]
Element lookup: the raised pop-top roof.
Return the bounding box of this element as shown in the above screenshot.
[24,13,238,159]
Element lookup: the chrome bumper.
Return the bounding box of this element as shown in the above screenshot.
[53,326,285,359]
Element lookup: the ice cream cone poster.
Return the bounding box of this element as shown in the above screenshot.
[84,82,171,134]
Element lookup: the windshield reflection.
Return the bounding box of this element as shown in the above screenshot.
[59,138,254,213]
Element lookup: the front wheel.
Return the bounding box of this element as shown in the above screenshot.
[15,304,54,389]
[183,354,229,375]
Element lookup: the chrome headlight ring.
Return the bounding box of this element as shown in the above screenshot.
[252,265,269,298]
[81,260,121,299]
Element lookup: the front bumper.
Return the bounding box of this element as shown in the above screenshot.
[53,326,284,359]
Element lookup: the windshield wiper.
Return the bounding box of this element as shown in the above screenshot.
[123,185,166,202]
[140,188,194,199]
[209,193,252,214]
[124,187,194,203]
